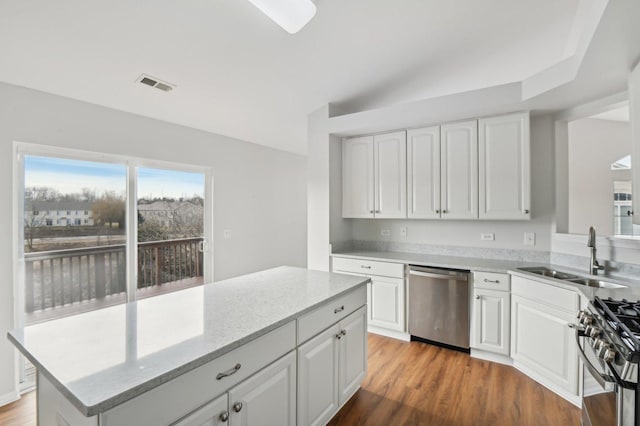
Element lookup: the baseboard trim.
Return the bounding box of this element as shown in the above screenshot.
[0,390,20,407]
[367,326,410,342]
[470,349,513,366]
[513,361,582,407]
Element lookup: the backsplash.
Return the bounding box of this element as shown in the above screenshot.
[551,252,640,281]
[345,240,550,263]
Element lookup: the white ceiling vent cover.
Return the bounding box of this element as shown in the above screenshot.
[136,74,175,92]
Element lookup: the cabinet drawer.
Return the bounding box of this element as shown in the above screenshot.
[473,271,510,291]
[298,286,367,344]
[332,257,404,278]
[511,276,579,314]
[101,321,296,426]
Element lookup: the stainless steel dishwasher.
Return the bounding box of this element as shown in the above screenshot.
[408,265,470,350]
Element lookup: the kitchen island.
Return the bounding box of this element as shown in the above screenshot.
[8,266,370,426]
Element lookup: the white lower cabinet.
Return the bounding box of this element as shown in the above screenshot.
[173,393,229,426]
[471,272,510,356]
[369,276,405,331]
[510,276,579,398]
[332,256,406,338]
[298,306,367,426]
[174,352,296,426]
[472,288,510,355]
[227,352,296,426]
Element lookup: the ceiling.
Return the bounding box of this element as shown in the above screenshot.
[0,1,587,155]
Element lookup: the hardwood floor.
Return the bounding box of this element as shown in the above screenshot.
[329,334,580,426]
[0,391,35,426]
[0,334,580,426]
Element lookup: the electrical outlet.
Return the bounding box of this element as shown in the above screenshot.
[381,229,391,237]
[524,232,536,246]
[480,233,495,241]
[223,229,232,239]
[400,227,407,237]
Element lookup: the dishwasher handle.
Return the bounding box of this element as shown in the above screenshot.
[408,268,468,281]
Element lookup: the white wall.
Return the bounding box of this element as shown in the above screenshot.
[0,83,307,402]
[346,115,556,251]
[567,118,631,235]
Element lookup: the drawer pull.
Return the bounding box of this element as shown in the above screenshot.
[219,412,229,422]
[484,279,500,284]
[334,305,345,314]
[360,265,371,269]
[341,329,347,336]
[335,333,342,340]
[216,363,241,380]
[233,402,243,413]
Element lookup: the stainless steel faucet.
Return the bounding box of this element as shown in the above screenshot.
[587,226,604,275]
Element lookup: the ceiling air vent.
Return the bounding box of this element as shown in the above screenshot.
[136,74,175,92]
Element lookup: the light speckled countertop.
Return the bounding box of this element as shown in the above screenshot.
[7,266,369,416]
[332,250,640,299]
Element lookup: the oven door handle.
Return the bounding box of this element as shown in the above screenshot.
[573,326,618,388]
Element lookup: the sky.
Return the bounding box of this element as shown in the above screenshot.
[25,156,204,199]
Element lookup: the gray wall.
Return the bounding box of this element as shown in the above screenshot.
[0,83,307,401]
[568,118,632,235]
[343,115,556,251]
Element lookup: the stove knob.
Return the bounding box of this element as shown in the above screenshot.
[588,327,602,338]
[577,310,586,319]
[603,348,617,363]
[579,312,594,325]
[591,338,602,349]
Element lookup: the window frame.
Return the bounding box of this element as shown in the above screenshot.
[13,141,214,319]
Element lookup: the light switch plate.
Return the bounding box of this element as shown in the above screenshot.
[481,233,495,241]
[524,232,536,246]
[400,227,407,237]
[381,229,391,237]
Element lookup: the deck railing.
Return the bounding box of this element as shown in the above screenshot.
[24,237,204,314]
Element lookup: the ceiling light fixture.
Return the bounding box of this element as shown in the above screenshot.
[247,0,317,34]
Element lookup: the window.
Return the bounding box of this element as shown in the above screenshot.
[16,144,212,322]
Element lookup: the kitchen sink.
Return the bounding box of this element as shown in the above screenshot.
[517,267,628,289]
[566,278,627,289]
[517,266,579,280]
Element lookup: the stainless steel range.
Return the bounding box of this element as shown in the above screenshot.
[575,297,640,426]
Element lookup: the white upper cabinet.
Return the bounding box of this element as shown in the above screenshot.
[478,112,531,220]
[342,136,375,218]
[407,126,441,219]
[342,132,406,218]
[441,120,478,219]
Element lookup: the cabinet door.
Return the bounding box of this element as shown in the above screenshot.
[342,136,374,218]
[479,113,530,220]
[338,306,367,406]
[228,351,296,426]
[173,394,229,426]
[297,324,340,426]
[441,120,478,219]
[407,126,441,219]
[511,295,578,394]
[471,289,510,355]
[374,132,407,218]
[369,276,405,331]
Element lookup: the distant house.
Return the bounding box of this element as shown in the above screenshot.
[138,201,203,228]
[25,201,94,226]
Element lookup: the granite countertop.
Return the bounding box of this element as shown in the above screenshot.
[7,266,369,416]
[331,250,640,299]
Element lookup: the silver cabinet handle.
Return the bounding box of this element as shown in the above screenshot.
[216,363,241,380]
[375,210,381,213]
[233,402,243,413]
[435,209,440,213]
[219,412,229,422]
[484,279,500,284]
[369,210,374,214]
[341,329,347,336]
[475,295,480,299]
[334,305,345,314]
[360,265,371,269]
[524,209,530,214]
[335,333,342,340]
[442,210,448,214]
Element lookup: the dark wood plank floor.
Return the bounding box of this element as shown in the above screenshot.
[0,334,580,426]
[329,333,580,426]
